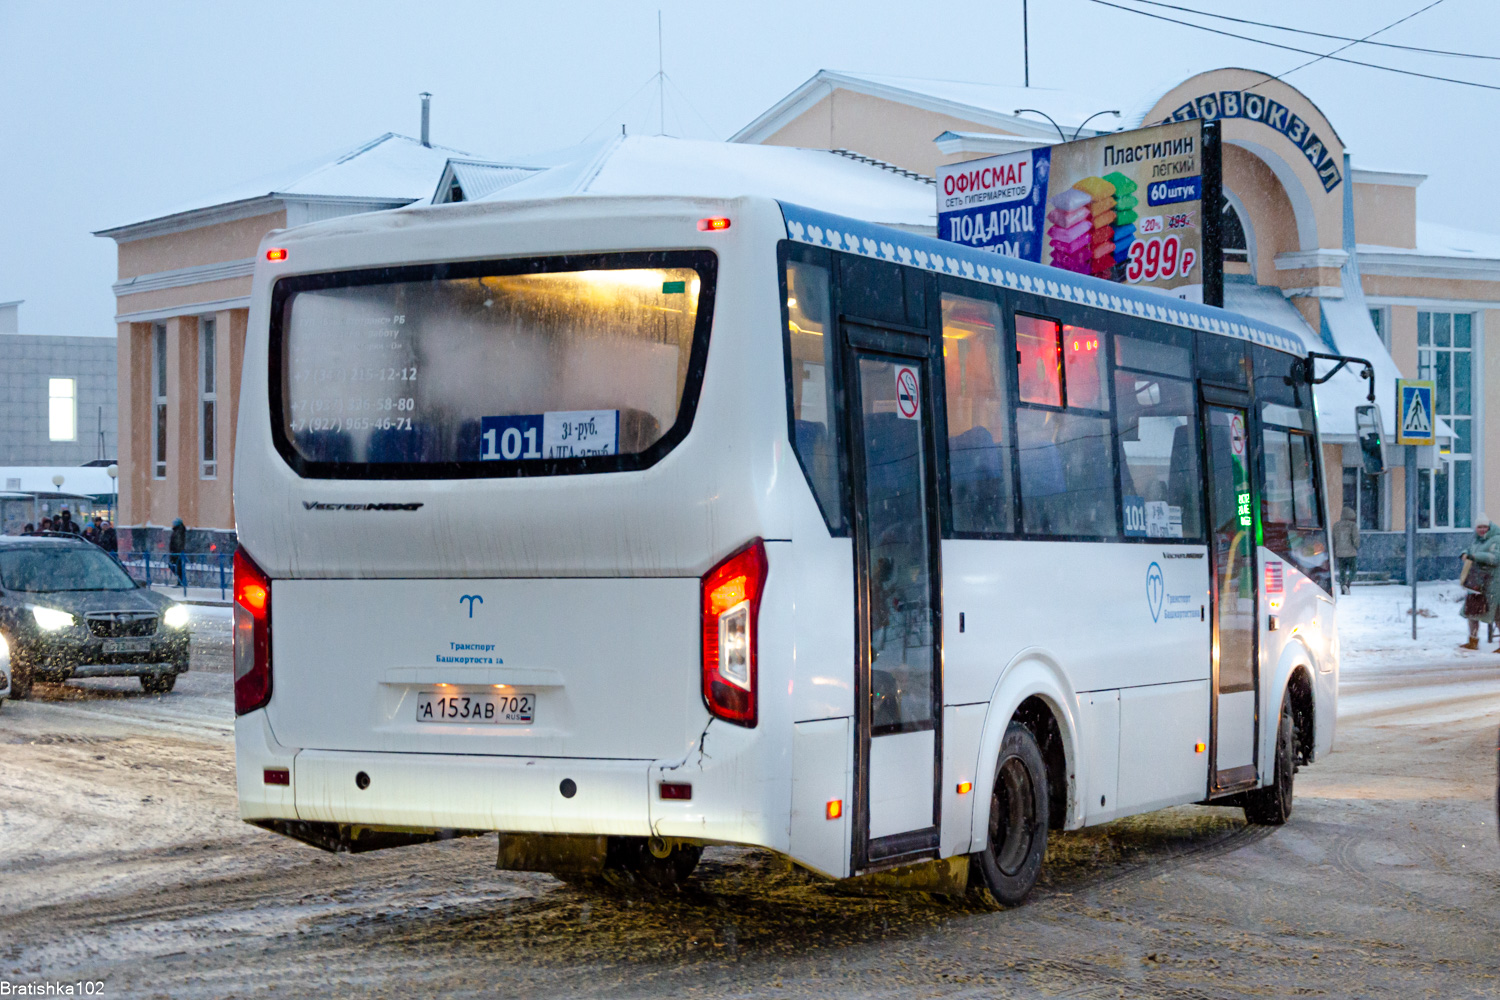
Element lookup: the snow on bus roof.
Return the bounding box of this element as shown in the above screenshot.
[480,135,936,230]
[778,201,1306,356]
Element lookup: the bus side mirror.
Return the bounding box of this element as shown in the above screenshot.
[1355,404,1386,476]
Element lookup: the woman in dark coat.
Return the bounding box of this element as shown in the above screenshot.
[1460,514,1500,650]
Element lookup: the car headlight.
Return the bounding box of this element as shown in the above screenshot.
[164,604,190,630]
[31,605,76,631]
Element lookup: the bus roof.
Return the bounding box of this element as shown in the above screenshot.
[778,201,1306,356]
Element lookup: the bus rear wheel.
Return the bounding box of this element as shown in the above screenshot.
[603,836,702,888]
[972,722,1049,906]
[1243,690,1296,825]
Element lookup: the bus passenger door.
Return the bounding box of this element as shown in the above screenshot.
[844,327,943,871]
[1202,401,1259,793]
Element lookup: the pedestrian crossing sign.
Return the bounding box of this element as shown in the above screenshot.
[1395,379,1435,446]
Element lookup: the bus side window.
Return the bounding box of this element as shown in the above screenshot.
[1015,313,1118,538]
[1253,346,1330,591]
[785,258,845,533]
[1113,370,1203,540]
[941,290,1013,534]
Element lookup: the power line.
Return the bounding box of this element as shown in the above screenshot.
[1248,0,1448,92]
[1124,0,1499,61]
[1086,0,1500,91]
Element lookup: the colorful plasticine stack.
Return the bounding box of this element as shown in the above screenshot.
[1071,176,1119,278]
[1104,171,1139,277]
[1045,188,1094,274]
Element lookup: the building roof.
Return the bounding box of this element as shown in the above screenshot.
[96,133,476,241]
[480,134,937,230]
[431,158,545,205]
[730,70,1122,146]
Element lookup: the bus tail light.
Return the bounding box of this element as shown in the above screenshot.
[234,548,272,716]
[697,217,731,232]
[701,539,767,727]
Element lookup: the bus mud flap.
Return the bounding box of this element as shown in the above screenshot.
[497,832,609,874]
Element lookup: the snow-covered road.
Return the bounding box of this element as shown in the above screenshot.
[0,589,1496,997]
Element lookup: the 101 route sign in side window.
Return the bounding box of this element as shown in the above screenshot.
[277,259,710,473]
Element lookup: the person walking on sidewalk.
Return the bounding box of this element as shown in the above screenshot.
[1460,514,1500,650]
[168,518,188,587]
[1333,506,1361,595]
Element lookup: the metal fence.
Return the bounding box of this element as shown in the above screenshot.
[117,551,231,602]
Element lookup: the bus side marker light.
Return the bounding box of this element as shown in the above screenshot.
[659,782,692,800]
[697,217,731,231]
[826,799,843,820]
[1195,742,1206,754]
[265,248,288,261]
[956,781,973,795]
[263,768,290,786]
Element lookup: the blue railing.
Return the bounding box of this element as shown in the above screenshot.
[118,551,231,602]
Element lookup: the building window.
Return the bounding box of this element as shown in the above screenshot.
[200,317,217,479]
[1417,310,1474,528]
[1341,464,1384,531]
[48,378,76,441]
[1369,307,1389,350]
[1220,198,1248,264]
[153,323,168,479]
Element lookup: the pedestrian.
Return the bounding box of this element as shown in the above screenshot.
[83,517,101,544]
[58,508,79,534]
[168,517,188,587]
[1332,506,1361,595]
[1460,513,1500,651]
[98,519,118,554]
[39,517,54,532]
[21,522,34,535]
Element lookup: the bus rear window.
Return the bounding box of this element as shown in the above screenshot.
[271,253,714,477]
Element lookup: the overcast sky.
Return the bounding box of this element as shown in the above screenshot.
[2,0,1497,338]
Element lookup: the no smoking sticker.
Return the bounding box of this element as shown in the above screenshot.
[895,365,920,420]
[1229,414,1246,455]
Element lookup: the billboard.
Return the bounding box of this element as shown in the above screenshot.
[937,120,1222,305]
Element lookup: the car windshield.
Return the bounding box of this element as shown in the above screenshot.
[0,547,137,592]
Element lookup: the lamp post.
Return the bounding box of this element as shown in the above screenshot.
[107,464,118,523]
[1013,108,1121,143]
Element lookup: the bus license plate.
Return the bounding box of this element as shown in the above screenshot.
[104,638,151,654]
[416,691,534,725]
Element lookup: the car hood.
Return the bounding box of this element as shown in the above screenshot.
[17,588,174,616]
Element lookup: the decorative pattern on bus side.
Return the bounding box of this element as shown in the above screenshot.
[776,202,1304,356]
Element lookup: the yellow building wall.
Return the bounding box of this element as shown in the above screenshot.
[1352,183,1416,248]
[117,211,286,278]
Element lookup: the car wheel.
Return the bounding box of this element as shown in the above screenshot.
[1243,690,1296,826]
[972,721,1050,906]
[141,672,177,695]
[8,653,33,701]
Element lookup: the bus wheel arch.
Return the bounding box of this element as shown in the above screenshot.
[970,655,1081,854]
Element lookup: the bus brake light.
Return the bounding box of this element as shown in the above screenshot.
[234,547,273,716]
[265,248,288,261]
[697,217,731,232]
[701,539,767,727]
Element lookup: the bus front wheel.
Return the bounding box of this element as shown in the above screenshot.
[1242,690,1296,826]
[972,722,1049,906]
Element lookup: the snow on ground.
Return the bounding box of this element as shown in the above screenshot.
[1336,580,1500,671]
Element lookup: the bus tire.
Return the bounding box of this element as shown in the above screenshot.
[972,721,1049,906]
[1243,690,1296,826]
[604,836,702,888]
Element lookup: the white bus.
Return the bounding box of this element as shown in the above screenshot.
[233,195,1338,903]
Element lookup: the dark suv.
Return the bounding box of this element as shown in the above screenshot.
[0,535,191,696]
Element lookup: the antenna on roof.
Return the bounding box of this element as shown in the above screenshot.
[420,92,432,147]
[657,10,665,136]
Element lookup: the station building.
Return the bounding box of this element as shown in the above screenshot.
[96,69,1500,575]
[733,67,1500,575]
